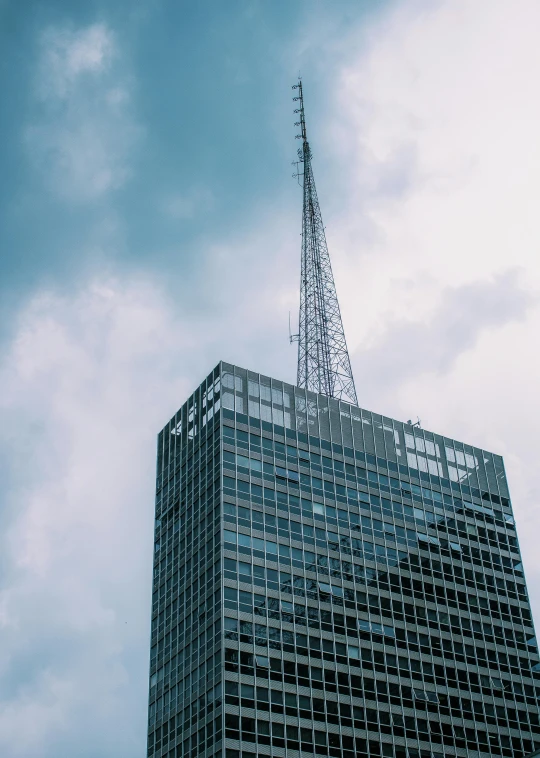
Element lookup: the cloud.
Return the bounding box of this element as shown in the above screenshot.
[25,23,141,202]
[37,23,114,100]
[0,278,193,757]
[0,227,295,756]
[321,0,540,347]
[357,268,538,396]
[319,0,540,622]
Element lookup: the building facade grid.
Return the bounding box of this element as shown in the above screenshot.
[147,361,540,758]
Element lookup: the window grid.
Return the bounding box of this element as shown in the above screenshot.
[147,363,539,758]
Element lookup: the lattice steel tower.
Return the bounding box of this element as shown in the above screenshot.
[292,80,358,406]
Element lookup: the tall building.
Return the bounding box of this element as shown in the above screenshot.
[147,361,540,758]
[146,82,540,758]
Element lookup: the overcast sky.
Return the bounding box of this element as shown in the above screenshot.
[2,0,540,755]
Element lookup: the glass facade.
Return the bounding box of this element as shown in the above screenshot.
[147,361,540,758]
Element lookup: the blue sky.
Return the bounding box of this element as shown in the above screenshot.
[0,0,382,324]
[3,0,540,756]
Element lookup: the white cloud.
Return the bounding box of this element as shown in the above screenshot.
[0,278,194,756]
[330,0,540,340]
[322,0,540,619]
[356,268,538,394]
[38,23,114,100]
[0,246,298,755]
[26,23,141,202]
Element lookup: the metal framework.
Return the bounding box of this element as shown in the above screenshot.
[292,80,358,406]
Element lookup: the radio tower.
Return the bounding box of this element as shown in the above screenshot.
[292,80,358,406]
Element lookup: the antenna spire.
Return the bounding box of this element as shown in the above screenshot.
[291,80,358,406]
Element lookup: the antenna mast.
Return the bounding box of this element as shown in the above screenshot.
[292,80,358,406]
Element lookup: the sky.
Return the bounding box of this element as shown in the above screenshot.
[1,0,540,755]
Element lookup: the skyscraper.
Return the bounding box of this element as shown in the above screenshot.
[146,84,540,758]
[147,362,540,758]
